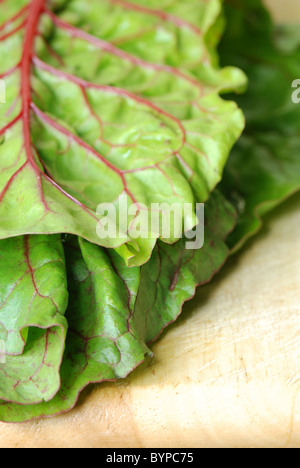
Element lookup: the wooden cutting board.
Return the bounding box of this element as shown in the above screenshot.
[265,0,300,22]
[0,1,299,449]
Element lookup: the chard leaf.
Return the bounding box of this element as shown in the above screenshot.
[134,190,236,344]
[0,0,245,266]
[219,0,300,251]
[1,0,299,425]
[0,235,68,405]
[0,190,235,422]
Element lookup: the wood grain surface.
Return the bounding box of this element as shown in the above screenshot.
[265,0,300,22]
[0,0,299,449]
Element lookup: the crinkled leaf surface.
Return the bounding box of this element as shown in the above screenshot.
[0,0,243,423]
[134,190,236,345]
[0,0,245,266]
[0,235,68,405]
[219,0,300,251]
[0,190,236,422]
[1,0,299,424]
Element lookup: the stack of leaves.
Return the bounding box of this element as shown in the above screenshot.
[0,0,299,422]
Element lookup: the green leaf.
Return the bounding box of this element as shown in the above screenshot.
[0,0,245,266]
[218,0,300,251]
[134,190,236,344]
[7,0,300,424]
[0,190,235,422]
[0,235,68,405]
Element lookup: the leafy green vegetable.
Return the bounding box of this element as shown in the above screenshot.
[0,0,244,422]
[219,0,300,251]
[0,0,299,423]
[0,235,68,405]
[0,191,235,422]
[0,0,244,267]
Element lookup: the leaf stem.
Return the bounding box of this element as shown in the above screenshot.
[21,0,45,170]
